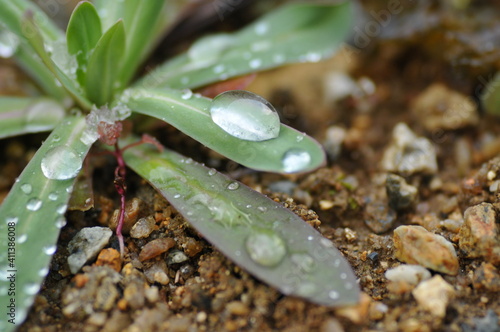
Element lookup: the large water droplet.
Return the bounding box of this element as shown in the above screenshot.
[281,148,311,173]
[26,198,42,211]
[210,90,280,141]
[24,283,40,295]
[226,182,239,190]
[245,229,286,267]
[20,183,32,194]
[43,245,57,255]
[55,217,67,229]
[18,234,27,243]
[41,145,83,180]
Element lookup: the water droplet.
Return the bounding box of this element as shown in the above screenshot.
[249,58,262,69]
[328,290,339,300]
[181,89,193,100]
[257,206,267,212]
[296,282,317,296]
[305,52,321,62]
[55,217,67,229]
[38,267,49,277]
[281,148,311,173]
[48,192,58,201]
[20,183,32,194]
[52,134,60,142]
[26,198,42,211]
[174,194,181,198]
[0,29,20,58]
[26,100,65,132]
[254,22,268,35]
[213,64,225,74]
[208,168,217,176]
[41,145,83,180]
[340,273,347,280]
[307,235,314,241]
[24,283,40,295]
[188,33,234,65]
[245,229,287,267]
[6,216,18,225]
[273,54,285,64]
[56,204,67,214]
[227,182,239,190]
[296,134,305,142]
[43,245,57,255]
[290,253,315,272]
[18,234,27,243]
[210,90,280,141]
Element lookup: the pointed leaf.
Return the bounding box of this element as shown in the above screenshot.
[0,97,65,139]
[123,142,360,307]
[138,1,352,90]
[0,116,94,331]
[122,88,325,173]
[85,20,126,106]
[119,0,167,85]
[20,15,92,110]
[66,1,102,86]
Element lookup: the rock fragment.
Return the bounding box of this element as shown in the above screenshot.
[473,263,500,292]
[411,83,479,131]
[385,264,431,285]
[95,248,121,272]
[381,123,438,175]
[393,225,459,275]
[386,174,418,211]
[130,216,156,239]
[364,202,396,234]
[412,275,455,318]
[67,227,113,274]
[459,203,500,265]
[109,197,144,234]
[139,237,175,262]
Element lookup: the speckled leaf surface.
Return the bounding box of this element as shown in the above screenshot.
[124,142,360,307]
[0,116,93,332]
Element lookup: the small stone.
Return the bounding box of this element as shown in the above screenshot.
[472,263,500,292]
[411,83,479,131]
[95,248,121,272]
[368,302,388,321]
[87,312,107,326]
[335,292,371,324]
[385,264,431,285]
[439,218,463,233]
[167,250,189,265]
[386,174,418,211]
[130,216,156,239]
[393,225,459,275]
[109,197,144,234]
[412,275,455,318]
[182,237,203,257]
[144,261,169,285]
[323,126,346,161]
[320,318,345,332]
[67,227,113,274]
[381,123,438,175]
[145,286,160,303]
[459,203,500,265]
[364,202,396,234]
[226,301,250,316]
[123,281,145,310]
[139,237,176,262]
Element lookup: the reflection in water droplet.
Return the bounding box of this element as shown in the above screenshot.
[43,245,57,255]
[227,182,239,190]
[41,145,83,180]
[26,198,42,211]
[210,90,280,141]
[20,183,32,194]
[245,229,286,267]
[282,148,311,173]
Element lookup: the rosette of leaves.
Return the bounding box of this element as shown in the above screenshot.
[0,1,357,329]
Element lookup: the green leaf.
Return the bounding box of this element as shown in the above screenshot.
[66,1,102,87]
[85,19,126,106]
[0,0,63,42]
[481,72,500,116]
[92,0,125,32]
[0,97,65,139]
[119,0,166,85]
[124,142,360,307]
[20,15,92,110]
[0,116,94,331]
[122,88,325,173]
[137,1,352,90]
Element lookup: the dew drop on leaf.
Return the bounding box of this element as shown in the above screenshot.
[18,234,27,243]
[210,90,280,141]
[329,290,339,300]
[26,198,42,211]
[20,183,32,195]
[245,229,287,267]
[0,30,20,58]
[41,145,83,180]
[43,245,57,255]
[181,89,193,100]
[23,283,40,295]
[281,148,311,173]
[55,217,67,229]
[226,182,239,190]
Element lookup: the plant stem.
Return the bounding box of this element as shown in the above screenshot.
[113,143,127,257]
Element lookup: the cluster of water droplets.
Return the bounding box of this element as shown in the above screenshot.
[80,104,131,145]
[209,90,280,142]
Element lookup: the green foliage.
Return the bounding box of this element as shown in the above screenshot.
[0,1,356,330]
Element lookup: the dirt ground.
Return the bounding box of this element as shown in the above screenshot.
[1,1,500,331]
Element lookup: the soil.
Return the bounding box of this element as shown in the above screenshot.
[1,1,500,332]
